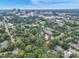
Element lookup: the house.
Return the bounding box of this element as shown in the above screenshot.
[51,36,54,40]
[71,43,79,50]
[43,27,54,35]
[31,24,39,27]
[1,40,8,48]
[12,48,19,54]
[8,23,14,29]
[45,34,49,40]
[40,31,44,35]
[8,23,16,32]
[56,20,65,27]
[54,45,64,51]
[55,33,65,39]
[43,27,54,40]
[25,24,32,28]
[38,21,45,25]
[0,22,3,26]
[64,50,72,58]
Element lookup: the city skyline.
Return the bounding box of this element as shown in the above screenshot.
[0,0,79,9]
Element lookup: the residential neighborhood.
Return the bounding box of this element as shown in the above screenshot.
[0,9,79,58]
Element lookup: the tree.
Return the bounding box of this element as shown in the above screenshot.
[0,45,7,52]
[57,51,64,58]
[2,53,16,58]
[17,49,25,58]
[24,32,30,38]
[24,53,36,58]
[30,34,37,43]
[35,38,44,47]
[7,40,14,51]
[47,51,60,58]
[38,53,48,58]
[61,41,70,50]
[2,33,10,40]
[0,28,5,33]
[70,53,79,58]
[31,28,38,35]
[25,45,32,52]
[44,41,52,49]
[32,47,47,57]
[53,31,60,36]
[0,33,10,42]
[16,39,26,49]
[50,40,57,48]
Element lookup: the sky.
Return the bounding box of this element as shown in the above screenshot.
[0,0,79,9]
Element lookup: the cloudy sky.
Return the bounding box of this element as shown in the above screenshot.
[0,0,79,9]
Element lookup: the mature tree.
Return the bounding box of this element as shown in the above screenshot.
[2,53,16,58]
[38,53,48,58]
[17,49,25,58]
[30,34,37,43]
[0,28,5,33]
[2,33,10,40]
[50,40,57,48]
[70,53,79,58]
[31,28,38,35]
[24,53,36,58]
[25,45,32,52]
[0,33,10,42]
[35,38,44,47]
[61,41,70,50]
[16,39,26,49]
[7,40,14,51]
[47,51,60,58]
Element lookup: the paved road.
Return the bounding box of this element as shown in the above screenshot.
[3,16,15,43]
[0,16,19,55]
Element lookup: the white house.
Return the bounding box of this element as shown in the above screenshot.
[64,50,72,58]
[43,27,54,40]
[43,27,54,35]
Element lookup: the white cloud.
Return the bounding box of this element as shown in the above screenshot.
[31,0,79,5]
[30,0,79,9]
[31,0,53,5]
[31,0,40,4]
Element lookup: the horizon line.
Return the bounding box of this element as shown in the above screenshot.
[0,8,79,10]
